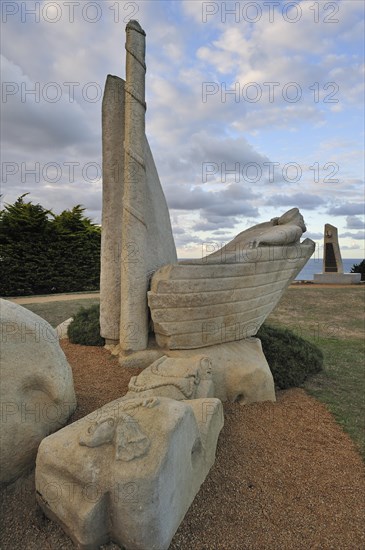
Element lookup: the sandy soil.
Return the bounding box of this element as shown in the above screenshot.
[1,341,364,550]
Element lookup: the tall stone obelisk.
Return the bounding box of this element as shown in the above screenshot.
[119,20,149,352]
[100,75,125,344]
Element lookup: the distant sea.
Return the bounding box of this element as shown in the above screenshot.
[295,258,362,280]
[178,257,363,281]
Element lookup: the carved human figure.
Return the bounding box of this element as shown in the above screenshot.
[203,208,307,264]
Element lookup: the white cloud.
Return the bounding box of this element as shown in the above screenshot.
[346,216,365,230]
[1,0,364,257]
[340,231,365,240]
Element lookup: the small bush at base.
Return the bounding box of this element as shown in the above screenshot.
[257,324,323,389]
[68,304,105,346]
[66,306,323,387]
[351,259,365,281]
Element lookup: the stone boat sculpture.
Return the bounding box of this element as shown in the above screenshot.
[149,209,314,350]
[35,20,315,550]
[99,20,315,363]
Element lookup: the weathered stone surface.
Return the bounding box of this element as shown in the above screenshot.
[0,299,76,483]
[119,345,165,369]
[120,20,149,352]
[125,355,214,401]
[55,317,73,339]
[167,338,276,404]
[36,396,223,550]
[100,74,125,345]
[100,21,177,348]
[148,238,315,349]
[203,208,307,263]
[100,79,177,347]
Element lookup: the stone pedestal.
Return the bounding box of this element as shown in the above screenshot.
[313,273,361,284]
[167,338,276,404]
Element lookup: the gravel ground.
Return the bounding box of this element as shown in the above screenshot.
[1,341,364,549]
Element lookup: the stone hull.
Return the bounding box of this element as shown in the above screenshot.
[148,239,315,349]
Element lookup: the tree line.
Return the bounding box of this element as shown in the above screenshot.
[0,194,101,296]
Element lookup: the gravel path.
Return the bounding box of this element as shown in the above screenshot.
[1,341,364,549]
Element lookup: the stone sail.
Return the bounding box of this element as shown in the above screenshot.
[100,22,177,347]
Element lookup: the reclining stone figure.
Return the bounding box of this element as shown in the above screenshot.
[202,207,307,264]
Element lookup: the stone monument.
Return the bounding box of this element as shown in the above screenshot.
[313,224,361,284]
[35,19,316,550]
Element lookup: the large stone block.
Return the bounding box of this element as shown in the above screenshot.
[35,396,223,550]
[0,299,76,483]
[167,338,276,404]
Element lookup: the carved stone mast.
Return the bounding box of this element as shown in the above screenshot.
[100,75,125,344]
[120,20,149,352]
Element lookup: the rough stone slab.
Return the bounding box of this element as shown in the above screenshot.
[167,338,276,404]
[0,299,76,483]
[313,273,361,284]
[35,396,223,550]
[125,355,214,401]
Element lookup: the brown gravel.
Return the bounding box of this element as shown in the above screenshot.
[1,342,364,550]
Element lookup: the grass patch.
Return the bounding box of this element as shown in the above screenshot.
[21,298,100,328]
[267,286,365,458]
[303,338,364,452]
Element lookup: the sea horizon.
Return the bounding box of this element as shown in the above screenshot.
[177,257,363,281]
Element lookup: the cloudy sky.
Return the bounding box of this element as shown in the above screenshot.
[1,0,364,259]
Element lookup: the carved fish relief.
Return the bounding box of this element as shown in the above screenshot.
[79,398,158,460]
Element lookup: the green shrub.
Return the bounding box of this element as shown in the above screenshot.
[351,259,365,281]
[68,304,105,346]
[0,195,101,296]
[257,324,323,389]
